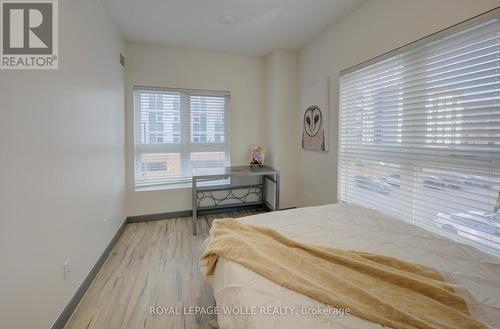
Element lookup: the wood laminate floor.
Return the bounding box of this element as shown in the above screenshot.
[64,209,265,329]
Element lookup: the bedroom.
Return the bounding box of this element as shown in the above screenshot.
[0,0,499,329]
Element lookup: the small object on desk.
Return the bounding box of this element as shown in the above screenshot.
[250,146,266,167]
[192,165,280,235]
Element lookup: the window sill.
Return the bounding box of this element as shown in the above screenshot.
[135,182,191,192]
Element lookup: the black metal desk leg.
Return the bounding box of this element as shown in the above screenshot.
[262,175,266,208]
[275,173,280,211]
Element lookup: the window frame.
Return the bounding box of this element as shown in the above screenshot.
[133,86,231,190]
[337,9,500,256]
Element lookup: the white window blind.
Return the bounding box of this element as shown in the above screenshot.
[134,87,230,189]
[339,15,500,255]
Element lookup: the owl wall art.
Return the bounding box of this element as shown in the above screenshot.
[301,79,329,151]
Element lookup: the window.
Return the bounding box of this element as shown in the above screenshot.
[338,14,500,255]
[142,161,168,172]
[134,87,230,189]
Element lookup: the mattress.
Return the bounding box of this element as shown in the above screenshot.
[205,203,500,329]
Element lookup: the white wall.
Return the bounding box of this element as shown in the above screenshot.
[125,43,267,216]
[298,0,500,207]
[265,50,300,209]
[0,1,126,328]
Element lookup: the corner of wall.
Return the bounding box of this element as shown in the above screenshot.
[264,49,300,208]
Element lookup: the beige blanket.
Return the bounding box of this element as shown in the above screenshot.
[201,218,486,329]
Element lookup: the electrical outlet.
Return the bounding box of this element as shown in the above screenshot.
[63,259,71,281]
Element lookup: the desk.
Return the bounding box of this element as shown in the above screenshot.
[191,165,280,235]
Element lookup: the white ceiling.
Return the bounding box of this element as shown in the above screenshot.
[102,0,366,57]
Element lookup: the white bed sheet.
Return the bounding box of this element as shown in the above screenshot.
[205,203,500,329]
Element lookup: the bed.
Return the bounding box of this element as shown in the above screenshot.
[204,203,500,329]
